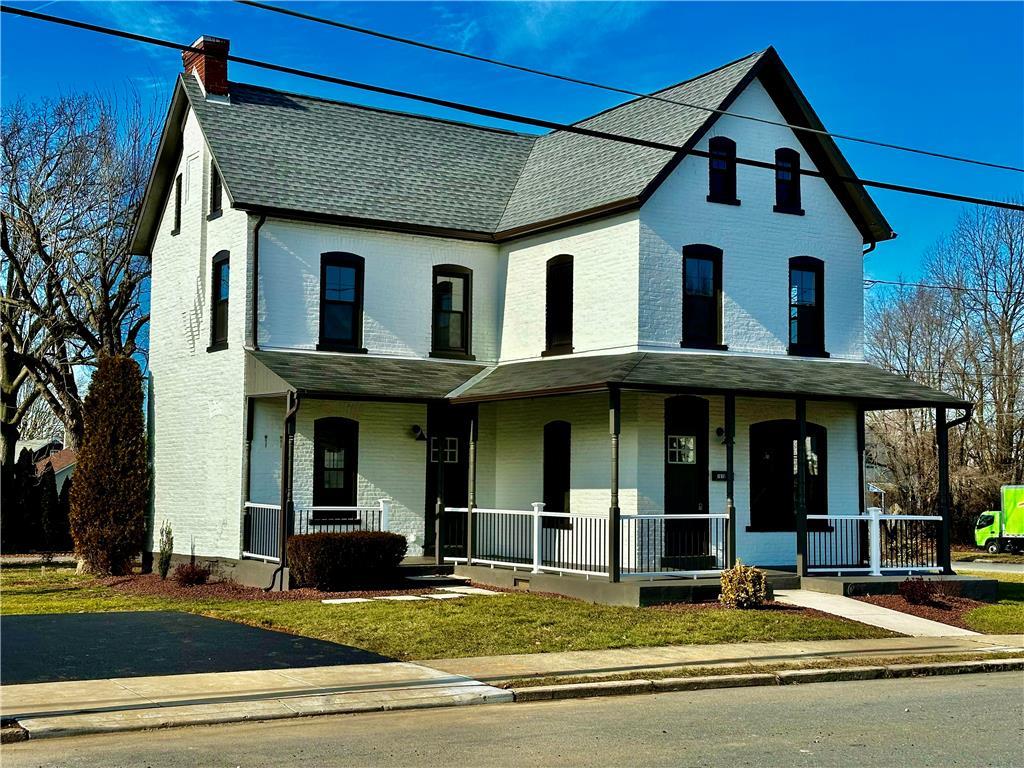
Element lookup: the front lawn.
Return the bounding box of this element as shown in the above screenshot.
[0,567,890,660]
[952,546,1024,565]
[960,571,1024,635]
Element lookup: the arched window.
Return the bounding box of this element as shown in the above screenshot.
[543,420,571,529]
[432,265,473,358]
[774,148,803,214]
[313,417,359,521]
[319,252,365,352]
[544,254,573,356]
[682,244,724,349]
[788,256,826,357]
[749,420,827,531]
[209,251,230,351]
[707,136,738,205]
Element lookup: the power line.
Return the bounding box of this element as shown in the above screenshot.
[4,5,1023,215]
[865,279,1024,297]
[234,0,1024,175]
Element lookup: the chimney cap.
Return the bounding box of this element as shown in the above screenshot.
[189,35,230,49]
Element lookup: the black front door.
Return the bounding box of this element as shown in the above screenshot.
[424,403,476,556]
[664,396,710,566]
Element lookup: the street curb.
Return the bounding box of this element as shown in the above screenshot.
[1,725,29,744]
[509,658,1024,703]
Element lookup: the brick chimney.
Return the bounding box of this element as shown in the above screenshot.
[182,36,230,96]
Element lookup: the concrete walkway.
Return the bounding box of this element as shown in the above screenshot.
[1,662,511,739]
[773,589,979,637]
[426,634,1024,683]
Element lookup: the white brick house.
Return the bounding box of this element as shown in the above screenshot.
[134,39,968,595]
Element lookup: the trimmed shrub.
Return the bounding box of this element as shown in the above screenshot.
[157,520,174,580]
[719,560,769,609]
[69,354,149,575]
[288,531,408,591]
[899,576,937,605]
[173,560,211,587]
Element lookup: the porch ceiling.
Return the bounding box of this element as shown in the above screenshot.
[248,349,486,401]
[449,351,970,410]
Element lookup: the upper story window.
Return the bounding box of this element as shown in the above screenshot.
[432,265,473,359]
[209,162,223,218]
[788,256,826,357]
[318,252,365,353]
[171,174,182,235]
[707,136,739,205]
[209,251,229,351]
[682,244,724,350]
[774,148,803,214]
[543,420,572,529]
[544,254,573,356]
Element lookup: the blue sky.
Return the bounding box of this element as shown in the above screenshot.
[2,1,1022,283]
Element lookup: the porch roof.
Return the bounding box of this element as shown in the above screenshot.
[249,349,486,401]
[450,352,970,410]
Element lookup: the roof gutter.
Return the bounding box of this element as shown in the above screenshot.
[250,214,267,349]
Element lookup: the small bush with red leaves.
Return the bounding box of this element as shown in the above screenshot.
[898,576,937,605]
[173,561,211,587]
[287,531,408,591]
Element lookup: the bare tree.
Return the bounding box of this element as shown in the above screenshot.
[1,91,154,466]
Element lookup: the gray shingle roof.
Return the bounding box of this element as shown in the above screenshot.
[452,352,969,409]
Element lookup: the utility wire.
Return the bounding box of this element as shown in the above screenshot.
[235,0,1024,174]
[864,279,1024,297]
[4,5,1023,215]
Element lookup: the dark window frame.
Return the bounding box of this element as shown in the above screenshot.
[208,161,223,220]
[208,250,230,352]
[171,173,182,235]
[681,244,726,350]
[747,419,828,532]
[543,254,574,357]
[542,420,572,529]
[707,136,740,205]
[774,148,804,215]
[788,256,828,357]
[431,264,474,360]
[318,252,367,353]
[312,416,359,523]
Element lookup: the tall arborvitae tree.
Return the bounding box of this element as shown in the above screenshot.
[1,447,38,552]
[36,463,61,556]
[69,354,148,574]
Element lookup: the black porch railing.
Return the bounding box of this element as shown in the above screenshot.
[807,511,942,573]
[242,500,392,561]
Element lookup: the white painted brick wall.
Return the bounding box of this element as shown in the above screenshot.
[149,107,251,559]
[639,77,865,360]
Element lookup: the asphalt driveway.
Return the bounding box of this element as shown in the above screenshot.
[0,611,391,685]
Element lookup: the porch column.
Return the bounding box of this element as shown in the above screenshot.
[434,442,445,567]
[725,393,737,567]
[856,405,866,513]
[466,417,477,565]
[608,387,621,583]
[277,391,299,574]
[936,407,952,574]
[795,397,808,577]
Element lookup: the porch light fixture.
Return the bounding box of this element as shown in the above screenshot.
[411,425,427,441]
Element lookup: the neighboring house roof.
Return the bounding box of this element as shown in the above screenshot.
[131,47,892,253]
[35,448,76,475]
[449,352,970,410]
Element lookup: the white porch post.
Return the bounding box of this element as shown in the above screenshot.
[531,502,545,573]
[379,498,392,532]
[868,506,882,576]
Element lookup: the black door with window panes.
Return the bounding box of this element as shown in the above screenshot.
[424,403,475,557]
[663,396,711,568]
[313,417,358,525]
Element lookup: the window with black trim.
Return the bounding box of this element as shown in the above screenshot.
[544,254,573,356]
[682,244,724,349]
[432,265,472,358]
[209,251,229,351]
[707,136,738,204]
[788,256,826,356]
[318,252,365,352]
[749,420,827,531]
[774,148,803,214]
[543,420,572,529]
[171,174,182,235]
[209,162,222,218]
[313,416,358,522]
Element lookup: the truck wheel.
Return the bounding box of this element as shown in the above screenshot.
[986,539,1001,555]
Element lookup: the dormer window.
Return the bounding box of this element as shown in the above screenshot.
[432,265,473,359]
[318,252,366,353]
[682,245,724,350]
[171,174,182,235]
[209,162,223,218]
[544,254,573,356]
[774,148,803,214]
[707,136,739,205]
[788,256,826,357]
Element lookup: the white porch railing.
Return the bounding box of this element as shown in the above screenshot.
[242,499,393,562]
[807,507,943,575]
[242,502,281,562]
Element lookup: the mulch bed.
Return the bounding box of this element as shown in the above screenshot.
[100,573,446,602]
[855,593,985,630]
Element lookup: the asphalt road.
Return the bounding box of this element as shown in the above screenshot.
[955,560,1024,574]
[5,672,1022,767]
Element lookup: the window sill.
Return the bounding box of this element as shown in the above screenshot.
[316,342,368,354]
[788,346,830,359]
[706,196,741,206]
[207,341,229,353]
[541,345,574,358]
[207,210,223,221]
[680,341,729,351]
[430,351,476,361]
[773,205,805,216]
